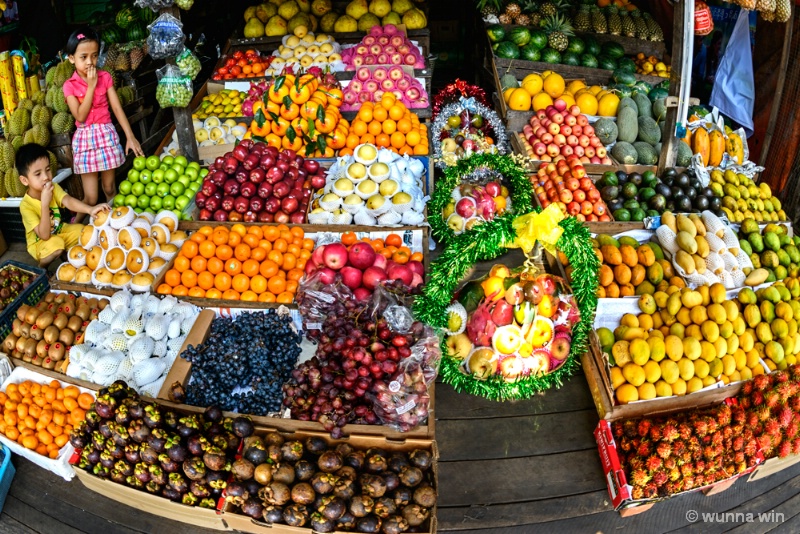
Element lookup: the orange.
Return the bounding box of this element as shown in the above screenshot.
[250,246,267,262]
[222,289,240,300]
[259,292,276,303]
[358,105,373,122]
[232,274,250,293]
[268,276,287,295]
[214,273,232,291]
[171,285,188,296]
[389,105,404,121]
[371,238,384,252]
[188,287,206,298]
[391,131,406,149]
[397,118,412,134]
[290,227,304,239]
[393,249,410,264]
[276,292,294,304]
[359,134,375,145]
[260,260,279,278]
[241,290,258,302]
[385,234,402,247]
[215,244,233,261]
[242,259,260,278]
[302,238,315,251]
[225,259,242,276]
[181,240,199,259]
[376,133,390,148]
[234,244,251,261]
[212,230,230,246]
[406,130,421,147]
[282,253,297,271]
[250,275,268,294]
[287,268,304,281]
[285,280,298,294]
[190,233,206,244]
[247,226,263,239]
[413,144,428,155]
[263,226,279,241]
[173,255,190,274]
[273,238,288,253]
[227,232,242,247]
[197,225,214,238]
[199,241,217,259]
[205,288,223,299]
[410,252,424,262]
[243,233,260,249]
[197,271,215,290]
[287,243,301,257]
[368,121,382,136]
[352,121,367,137]
[382,119,397,135]
[207,257,224,275]
[267,250,283,265]
[373,106,388,122]
[398,145,413,155]
[191,256,207,273]
[181,270,197,288]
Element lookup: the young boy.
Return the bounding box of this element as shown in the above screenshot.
[17,144,110,267]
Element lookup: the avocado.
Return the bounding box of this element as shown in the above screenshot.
[623,198,640,210]
[676,173,690,188]
[616,170,628,184]
[693,195,709,210]
[622,182,639,199]
[677,197,692,212]
[608,198,624,212]
[599,171,619,187]
[631,208,646,221]
[709,196,722,211]
[613,208,631,221]
[601,185,620,201]
[639,187,656,202]
[655,183,672,198]
[629,173,643,186]
[649,194,666,212]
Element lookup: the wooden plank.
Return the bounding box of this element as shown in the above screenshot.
[437,449,607,507]
[1,494,85,534]
[435,373,594,419]
[0,513,37,534]
[436,490,610,531]
[437,409,598,461]
[658,0,687,173]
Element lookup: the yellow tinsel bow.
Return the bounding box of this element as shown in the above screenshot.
[506,204,565,256]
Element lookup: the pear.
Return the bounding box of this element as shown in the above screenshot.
[382,11,402,25]
[265,15,288,36]
[278,0,300,20]
[392,0,414,14]
[357,13,381,32]
[369,0,392,17]
[393,192,412,205]
[243,17,265,38]
[366,195,386,210]
[345,0,369,19]
[311,0,333,16]
[320,12,338,32]
[334,15,358,33]
[255,3,278,23]
[402,7,427,29]
[296,0,312,12]
[288,12,312,34]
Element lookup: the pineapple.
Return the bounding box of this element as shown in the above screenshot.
[775,0,791,22]
[631,10,649,39]
[591,6,607,34]
[504,1,522,18]
[542,13,574,52]
[105,45,120,70]
[607,5,622,35]
[498,13,512,24]
[642,13,663,41]
[539,1,558,18]
[521,0,541,25]
[129,47,145,71]
[621,11,636,37]
[515,13,531,25]
[757,0,777,14]
[477,0,502,18]
[114,52,131,72]
[574,5,591,32]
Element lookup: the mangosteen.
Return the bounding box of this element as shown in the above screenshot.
[281,440,304,462]
[245,479,262,496]
[232,416,254,438]
[110,468,127,485]
[311,472,337,494]
[126,475,144,488]
[338,511,357,529]
[305,436,328,455]
[93,464,110,479]
[134,462,151,484]
[401,504,428,527]
[147,428,169,452]
[272,463,296,485]
[351,495,375,517]
[114,460,133,477]
[199,498,217,509]
[94,394,116,420]
[87,448,101,465]
[345,450,366,470]
[184,457,207,481]
[182,493,198,506]
[254,463,274,485]
[69,429,89,449]
[263,505,284,524]
[413,484,436,508]
[333,442,353,457]
[267,444,283,463]
[361,474,387,498]
[336,466,357,481]
[374,497,397,518]
[107,381,130,400]
[124,443,141,464]
[244,443,268,465]
[382,515,410,534]
[163,410,179,430]
[110,424,129,447]
[237,498,263,519]
[99,451,115,469]
[356,515,382,533]
[204,405,223,424]
[107,443,125,460]
[334,477,357,500]
[294,460,315,481]
[259,481,291,506]
[149,465,167,486]
[159,453,180,473]
[290,482,316,505]
[206,470,228,491]
[142,404,162,429]
[128,419,151,444]
[231,458,255,481]
[187,434,209,457]
[318,450,343,473]
[283,504,309,527]
[310,512,336,533]
[99,420,114,439]
[177,415,201,438]
[127,401,144,420]
[318,495,346,520]
[115,404,131,426]
[223,433,241,454]
[165,436,187,463]
[263,432,284,446]
[393,487,412,508]
[366,450,388,474]
[140,444,160,465]
[384,472,400,492]
[190,480,211,498]
[388,453,410,473]
[203,447,227,472]
[168,381,186,403]
[629,173,642,186]
[146,481,162,495]
[226,481,250,505]
[409,450,432,470]
[398,466,423,487]
[162,486,182,501]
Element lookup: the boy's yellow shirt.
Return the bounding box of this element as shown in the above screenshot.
[20,183,68,248]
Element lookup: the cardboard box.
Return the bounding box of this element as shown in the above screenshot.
[222,427,438,534]
[595,419,762,511]
[157,309,436,440]
[73,467,229,531]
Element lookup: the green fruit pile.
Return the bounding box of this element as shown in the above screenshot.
[113,154,206,219]
[711,169,786,223]
[738,220,800,282]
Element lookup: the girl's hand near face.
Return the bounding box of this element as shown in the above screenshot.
[86,64,97,89]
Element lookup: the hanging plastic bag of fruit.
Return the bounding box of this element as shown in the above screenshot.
[175,47,201,80]
[155,64,192,108]
[295,269,356,332]
[709,7,755,137]
[694,1,715,36]
[134,0,174,9]
[146,12,185,59]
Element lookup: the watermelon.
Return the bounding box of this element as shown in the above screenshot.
[116,7,137,29]
[567,37,585,54]
[617,58,637,73]
[101,27,123,45]
[495,41,520,59]
[648,87,669,102]
[487,24,505,43]
[520,44,541,62]
[612,69,637,86]
[88,10,105,26]
[584,36,601,56]
[632,81,652,95]
[529,30,548,50]
[542,48,561,64]
[126,23,146,41]
[562,51,580,66]
[138,7,157,25]
[598,55,617,71]
[602,42,625,59]
[611,84,633,98]
[580,54,598,68]
[508,27,531,47]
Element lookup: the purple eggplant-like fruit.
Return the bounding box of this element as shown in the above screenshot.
[98,420,113,439]
[263,505,284,524]
[291,482,316,505]
[126,475,143,489]
[147,428,169,452]
[182,493,198,506]
[295,460,315,481]
[199,498,216,509]
[401,503,428,527]
[413,484,436,508]
[310,512,335,532]
[398,466,423,488]
[408,449,432,470]
[374,497,397,518]
[318,495,346,520]
[283,504,309,527]
[204,405,223,423]
[187,434,209,456]
[355,515,382,533]
[114,460,133,477]
[99,451,115,469]
[382,515,409,534]
[393,487,412,508]
[110,468,127,484]
[203,447,227,472]
[146,481,162,494]
[388,453,409,473]
[366,449,388,474]
[311,472,337,495]
[231,458,255,481]
[334,477,357,500]
[164,435,187,462]
[149,464,167,485]
[162,410,178,430]
[305,436,327,455]
[206,470,227,491]
[384,472,400,492]
[318,450,343,473]
[272,464,296,485]
[115,404,131,426]
[337,511,357,529]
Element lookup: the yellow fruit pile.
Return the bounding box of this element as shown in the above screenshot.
[194,89,243,120]
[598,279,800,405]
[634,53,670,78]
[503,73,620,116]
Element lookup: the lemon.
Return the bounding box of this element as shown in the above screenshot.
[542,73,565,98]
[616,384,639,404]
[638,383,657,400]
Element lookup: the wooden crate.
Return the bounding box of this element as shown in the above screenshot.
[510,131,617,176]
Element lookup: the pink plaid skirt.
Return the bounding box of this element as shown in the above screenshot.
[72,123,126,174]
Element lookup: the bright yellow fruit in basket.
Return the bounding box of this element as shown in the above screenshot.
[521,73,543,96]
[542,73,565,99]
[576,93,598,116]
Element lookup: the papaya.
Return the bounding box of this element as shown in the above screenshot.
[693,127,710,167]
[726,132,744,165]
[708,130,725,167]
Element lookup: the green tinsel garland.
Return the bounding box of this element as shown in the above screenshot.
[428,153,534,247]
[414,214,600,401]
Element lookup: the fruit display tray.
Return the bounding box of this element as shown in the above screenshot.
[157,310,436,441]
[0,261,49,341]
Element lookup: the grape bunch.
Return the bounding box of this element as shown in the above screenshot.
[283,309,430,438]
[183,311,301,415]
[176,49,201,80]
[156,77,192,108]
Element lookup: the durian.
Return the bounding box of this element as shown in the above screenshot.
[51,112,75,134]
[53,87,69,113]
[10,135,23,153]
[8,108,31,136]
[48,151,59,173]
[45,66,57,86]
[17,98,33,111]
[31,124,50,146]
[31,104,53,127]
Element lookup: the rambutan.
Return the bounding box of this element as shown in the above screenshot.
[756,404,772,422]
[664,457,677,471]
[688,436,701,451]
[723,426,733,440]
[646,455,663,472]
[612,421,625,438]
[643,483,658,498]
[752,390,765,406]
[694,419,709,437]
[657,442,672,459]
[682,451,692,464]
[778,441,792,458]
[631,486,645,500]
[744,439,758,457]
[740,397,752,410]
[765,390,781,410]
[776,382,797,403]
[757,435,774,456]
[652,470,668,487]
[779,406,794,428]
[624,420,638,438]
[790,364,800,381]
[707,419,719,434]
[683,475,695,490]
[620,439,633,452]
[744,428,755,441]
[746,410,759,427]
[695,474,705,487]
[636,441,652,458]
[662,424,679,442]
[737,461,748,473]
[649,426,662,441]
[774,369,789,383]
[703,445,716,460]
[754,374,771,391]
[732,408,746,425]
[742,381,754,395]
[630,468,651,487]
[790,395,800,412]
[680,463,693,477]
[748,456,759,467]
[733,436,744,451]
[672,440,686,457]
[765,419,781,436]
[678,423,693,440]
[789,421,800,439]
[637,419,651,438]
[629,456,645,470]
[665,481,680,495]
[734,451,745,463]
[711,432,724,447]
[717,404,732,426]
[793,438,800,455]
[695,459,706,473]
[669,467,681,482]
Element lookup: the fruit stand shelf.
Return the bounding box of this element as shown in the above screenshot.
[493,56,666,88]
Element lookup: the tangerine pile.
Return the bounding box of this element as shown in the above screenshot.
[157,224,313,303]
[0,380,94,458]
[340,231,423,264]
[343,94,429,157]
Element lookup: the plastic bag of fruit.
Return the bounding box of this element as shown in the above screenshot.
[295,269,356,331]
[146,13,185,59]
[155,64,192,108]
[443,177,512,236]
[134,0,174,9]
[175,47,201,80]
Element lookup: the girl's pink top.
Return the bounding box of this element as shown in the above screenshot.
[62,70,113,126]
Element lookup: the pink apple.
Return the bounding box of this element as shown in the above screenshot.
[553,134,566,146]
[410,273,423,288]
[372,254,387,270]
[574,145,585,157]
[547,123,560,135]
[322,243,349,270]
[387,264,413,286]
[551,336,571,361]
[533,142,547,156]
[491,300,513,326]
[363,267,388,290]
[572,125,582,136]
[564,114,576,127]
[540,132,553,144]
[354,287,372,301]
[553,99,567,112]
[596,147,607,158]
[456,197,477,218]
[316,267,336,284]
[311,244,327,267]
[407,260,424,277]
[547,144,560,157]
[551,112,564,125]
[340,266,363,291]
[348,242,377,270]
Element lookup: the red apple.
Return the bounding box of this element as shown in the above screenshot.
[316,267,336,284]
[354,287,372,301]
[372,254,387,270]
[322,243,348,270]
[340,266,363,291]
[311,244,327,267]
[387,263,413,286]
[363,267,388,290]
[348,242,377,270]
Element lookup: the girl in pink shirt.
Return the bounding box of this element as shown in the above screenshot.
[63,28,144,222]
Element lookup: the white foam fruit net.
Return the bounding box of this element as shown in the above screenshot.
[702,211,727,237]
[730,269,746,288]
[721,251,739,271]
[657,226,679,255]
[705,233,727,254]
[134,359,166,387]
[719,270,736,289]
[736,250,754,270]
[722,227,741,254]
[705,253,725,275]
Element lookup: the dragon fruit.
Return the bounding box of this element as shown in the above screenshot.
[466,297,497,347]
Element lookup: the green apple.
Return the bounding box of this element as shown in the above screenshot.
[145,155,160,171]
[131,182,145,196]
[188,182,201,194]
[171,164,185,177]
[170,182,186,197]
[132,156,146,171]
[144,182,158,197]
[174,156,188,168]
[184,167,198,181]
[188,161,201,171]
[175,195,190,211]
[159,164,169,172]
[113,194,126,207]
[149,196,163,211]
[119,180,132,195]
[127,169,140,183]
[145,207,156,215]
[162,156,175,167]
[162,195,176,210]
[156,183,170,197]
[200,168,209,178]
[164,169,179,183]
[124,194,138,207]
[137,195,151,210]
[139,169,152,183]
[177,176,190,188]
[152,169,165,183]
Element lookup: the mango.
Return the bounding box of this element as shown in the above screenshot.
[677,231,698,254]
[622,362,646,387]
[637,245,656,267]
[596,234,620,248]
[654,291,669,309]
[635,281,655,296]
[667,292,683,316]
[738,287,758,304]
[681,290,703,308]
[700,341,717,362]
[665,335,684,361]
[661,212,677,233]
[722,354,737,376]
[670,323,685,337]
[772,318,789,339]
[672,378,688,396]
[630,338,651,365]
[676,214,697,237]
[695,236,710,258]
[683,337,702,360]
[720,320,734,339]
[675,250,695,274]
[722,301,739,322]
[756,322,773,344]
[765,340,785,363]
[708,357,723,378]
[620,244,638,268]
[648,336,666,362]
[660,359,680,384]
[616,384,639,404]
[655,380,673,397]
[761,300,776,323]
[701,320,720,343]
[638,294,657,315]
[744,304,762,328]
[748,233,764,253]
[678,358,695,380]
[693,255,707,274]
[690,306,708,325]
[612,340,631,366]
[732,316,746,336]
